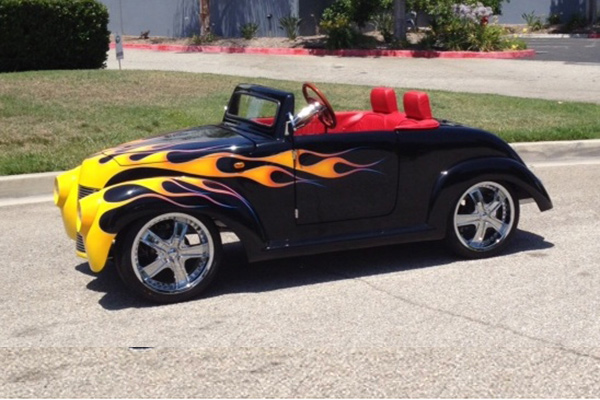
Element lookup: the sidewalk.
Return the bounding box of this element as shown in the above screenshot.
[106,49,600,104]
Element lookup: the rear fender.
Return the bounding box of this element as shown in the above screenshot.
[78,176,265,273]
[427,157,553,231]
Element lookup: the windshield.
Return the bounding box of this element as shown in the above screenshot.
[227,93,279,128]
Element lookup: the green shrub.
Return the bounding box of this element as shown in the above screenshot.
[522,11,544,31]
[564,14,587,32]
[320,0,357,49]
[547,13,561,25]
[371,11,394,43]
[0,0,109,72]
[189,32,217,45]
[240,22,259,40]
[279,15,302,40]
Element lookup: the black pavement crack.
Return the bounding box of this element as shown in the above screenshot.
[323,266,600,363]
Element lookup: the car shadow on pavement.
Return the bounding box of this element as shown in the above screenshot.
[76,229,553,310]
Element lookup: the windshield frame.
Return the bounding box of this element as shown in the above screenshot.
[225,91,281,137]
[223,84,295,140]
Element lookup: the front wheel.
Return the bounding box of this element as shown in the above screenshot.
[446,181,519,259]
[115,212,222,303]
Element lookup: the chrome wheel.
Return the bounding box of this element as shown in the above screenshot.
[130,213,215,295]
[453,181,516,253]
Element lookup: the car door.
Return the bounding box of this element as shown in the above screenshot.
[293,132,399,225]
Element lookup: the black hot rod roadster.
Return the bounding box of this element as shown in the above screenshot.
[55,83,552,302]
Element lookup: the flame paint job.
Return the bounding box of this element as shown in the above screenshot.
[77,176,262,272]
[56,141,382,272]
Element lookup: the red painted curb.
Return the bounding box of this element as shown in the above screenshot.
[111,42,536,59]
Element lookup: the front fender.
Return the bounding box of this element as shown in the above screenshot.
[78,176,264,273]
[427,157,553,230]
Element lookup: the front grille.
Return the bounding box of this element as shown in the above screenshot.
[76,233,86,253]
[78,185,98,200]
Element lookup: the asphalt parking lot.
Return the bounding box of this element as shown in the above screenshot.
[523,37,600,63]
[2,162,600,397]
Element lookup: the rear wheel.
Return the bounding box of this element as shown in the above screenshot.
[446,181,519,259]
[115,212,222,303]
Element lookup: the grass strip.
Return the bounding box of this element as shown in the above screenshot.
[1,70,599,175]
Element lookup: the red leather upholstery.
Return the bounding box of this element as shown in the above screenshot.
[369,87,406,130]
[395,118,440,130]
[396,91,440,130]
[294,89,440,136]
[403,91,433,120]
[371,87,398,114]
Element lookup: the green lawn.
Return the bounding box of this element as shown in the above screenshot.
[0,70,599,175]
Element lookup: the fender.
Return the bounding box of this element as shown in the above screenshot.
[77,176,265,273]
[427,157,553,230]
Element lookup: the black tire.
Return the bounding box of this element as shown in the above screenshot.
[445,181,520,259]
[115,212,222,303]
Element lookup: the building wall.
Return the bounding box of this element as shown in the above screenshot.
[210,0,297,37]
[100,0,199,37]
[99,0,331,39]
[498,0,589,24]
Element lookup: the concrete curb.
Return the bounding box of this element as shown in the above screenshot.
[1,140,599,201]
[0,171,59,200]
[511,139,600,164]
[516,33,600,39]
[111,43,536,59]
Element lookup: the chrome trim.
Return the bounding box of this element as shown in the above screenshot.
[453,181,515,252]
[291,102,324,130]
[131,213,215,295]
[76,233,86,253]
[78,185,98,200]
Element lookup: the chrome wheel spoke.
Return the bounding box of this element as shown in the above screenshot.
[171,221,189,248]
[141,230,170,253]
[456,213,481,227]
[141,258,168,279]
[170,260,190,286]
[179,243,209,260]
[487,216,505,233]
[485,191,504,215]
[471,221,488,245]
[469,189,485,213]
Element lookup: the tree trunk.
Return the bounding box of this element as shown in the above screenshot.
[200,0,210,35]
[393,0,407,41]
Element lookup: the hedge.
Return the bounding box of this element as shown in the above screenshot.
[0,0,110,72]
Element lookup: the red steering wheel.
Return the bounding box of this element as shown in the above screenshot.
[302,82,337,129]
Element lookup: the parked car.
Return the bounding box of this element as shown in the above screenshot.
[55,83,552,303]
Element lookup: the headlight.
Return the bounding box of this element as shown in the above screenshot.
[54,167,80,207]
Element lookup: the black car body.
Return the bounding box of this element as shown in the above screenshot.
[55,83,552,302]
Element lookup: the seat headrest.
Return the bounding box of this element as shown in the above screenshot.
[403,91,433,120]
[371,87,399,114]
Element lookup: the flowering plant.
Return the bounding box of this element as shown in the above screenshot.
[453,3,493,24]
[421,1,526,51]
